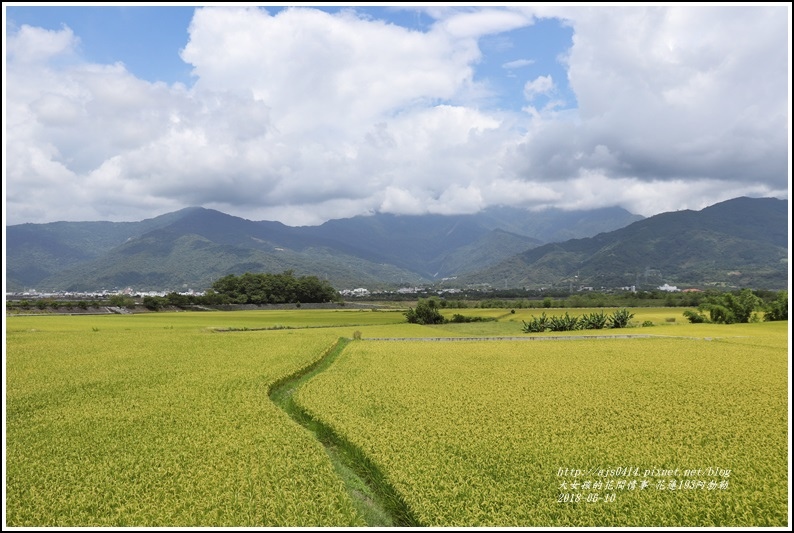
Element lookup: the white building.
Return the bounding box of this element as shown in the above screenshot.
[340,288,370,297]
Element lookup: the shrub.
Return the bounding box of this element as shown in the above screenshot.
[451,314,496,323]
[580,310,608,330]
[683,310,708,323]
[521,313,549,333]
[608,308,634,329]
[405,298,446,325]
[548,313,581,332]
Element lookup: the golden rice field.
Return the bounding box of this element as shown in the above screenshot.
[296,320,790,527]
[5,308,790,527]
[5,312,381,527]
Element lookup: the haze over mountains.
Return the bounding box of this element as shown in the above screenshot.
[6,197,788,292]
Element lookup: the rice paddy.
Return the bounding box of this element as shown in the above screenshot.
[6,314,364,526]
[296,320,789,526]
[5,309,789,526]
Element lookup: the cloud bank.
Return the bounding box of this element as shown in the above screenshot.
[5,5,789,225]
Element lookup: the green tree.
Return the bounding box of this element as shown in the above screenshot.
[109,294,135,308]
[404,298,446,325]
[198,289,229,305]
[683,309,708,323]
[143,296,163,311]
[699,289,762,324]
[764,290,788,321]
[213,274,243,301]
[211,271,338,304]
[165,292,191,307]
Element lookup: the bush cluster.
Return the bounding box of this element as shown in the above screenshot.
[404,298,498,325]
[521,309,635,333]
[682,289,787,324]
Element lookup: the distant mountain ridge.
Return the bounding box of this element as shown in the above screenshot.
[459,197,788,290]
[6,197,787,292]
[6,209,200,289]
[6,205,642,292]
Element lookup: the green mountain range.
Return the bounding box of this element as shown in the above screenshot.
[5,197,787,292]
[459,197,788,290]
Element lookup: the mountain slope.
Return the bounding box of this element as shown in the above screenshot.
[300,213,541,279]
[462,197,788,290]
[10,205,635,291]
[5,208,201,290]
[9,198,784,292]
[474,205,645,243]
[39,230,428,292]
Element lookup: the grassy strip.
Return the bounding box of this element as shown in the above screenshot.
[213,323,389,332]
[269,338,420,527]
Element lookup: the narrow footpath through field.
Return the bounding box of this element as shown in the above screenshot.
[268,338,420,527]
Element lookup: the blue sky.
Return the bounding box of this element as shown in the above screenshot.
[5,5,576,113]
[3,4,790,225]
[6,6,198,85]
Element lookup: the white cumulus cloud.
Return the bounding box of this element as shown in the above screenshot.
[523,75,555,101]
[4,5,789,225]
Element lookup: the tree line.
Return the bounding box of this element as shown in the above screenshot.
[140,271,339,309]
[683,289,787,323]
[404,289,787,328]
[208,271,339,305]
